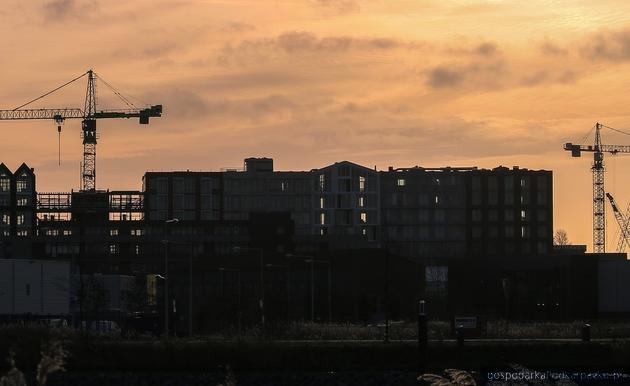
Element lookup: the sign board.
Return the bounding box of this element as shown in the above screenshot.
[454,316,477,329]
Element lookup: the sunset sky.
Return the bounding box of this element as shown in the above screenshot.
[3,0,630,250]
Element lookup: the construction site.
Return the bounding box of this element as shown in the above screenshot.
[0,71,629,337]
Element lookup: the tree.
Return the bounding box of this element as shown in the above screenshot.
[554,229,570,245]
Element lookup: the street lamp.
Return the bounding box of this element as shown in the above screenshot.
[233,246,265,327]
[286,254,332,323]
[219,267,242,332]
[162,218,179,338]
[266,263,291,320]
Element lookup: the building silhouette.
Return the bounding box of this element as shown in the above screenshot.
[0,158,571,329]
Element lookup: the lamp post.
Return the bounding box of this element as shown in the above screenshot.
[162,218,179,339]
[234,246,265,327]
[286,254,332,323]
[266,263,290,320]
[219,267,242,332]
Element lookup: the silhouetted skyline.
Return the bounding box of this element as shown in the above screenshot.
[3,0,630,250]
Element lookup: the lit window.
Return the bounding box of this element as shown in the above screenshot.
[362,228,367,235]
[319,174,326,191]
[17,198,28,206]
[360,212,367,223]
[131,228,144,236]
[16,214,24,225]
[0,178,9,192]
[358,196,365,207]
[359,176,366,192]
[17,230,28,236]
[319,197,325,209]
[320,212,326,225]
[109,244,119,254]
[320,227,327,236]
[1,214,9,225]
[434,195,440,205]
[281,181,288,192]
[16,180,28,192]
[397,179,406,187]
[521,226,529,238]
[63,229,72,236]
[110,229,119,236]
[520,210,527,221]
[135,244,140,255]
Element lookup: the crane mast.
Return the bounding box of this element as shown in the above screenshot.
[564,122,630,253]
[593,125,605,253]
[82,70,98,191]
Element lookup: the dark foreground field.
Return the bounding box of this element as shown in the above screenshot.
[3,324,630,385]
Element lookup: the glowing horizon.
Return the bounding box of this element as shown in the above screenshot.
[3,0,630,251]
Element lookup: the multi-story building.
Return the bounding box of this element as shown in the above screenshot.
[380,165,553,260]
[0,158,553,264]
[0,163,36,238]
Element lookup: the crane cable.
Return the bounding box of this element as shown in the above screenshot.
[12,71,88,111]
[94,72,142,109]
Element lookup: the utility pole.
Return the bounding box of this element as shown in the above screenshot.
[163,218,179,339]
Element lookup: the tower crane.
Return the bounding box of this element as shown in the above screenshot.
[605,193,630,252]
[564,122,630,253]
[0,70,162,191]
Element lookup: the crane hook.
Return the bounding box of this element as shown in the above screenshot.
[54,115,64,166]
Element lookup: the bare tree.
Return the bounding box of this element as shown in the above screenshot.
[554,229,570,245]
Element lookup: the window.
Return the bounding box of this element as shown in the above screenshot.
[281,181,288,192]
[359,176,366,192]
[63,229,72,236]
[319,212,326,225]
[16,214,24,225]
[109,244,119,254]
[521,226,529,238]
[505,210,514,221]
[505,226,514,237]
[135,244,140,255]
[319,197,325,209]
[504,191,514,204]
[434,177,440,186]
[360,212,367,223]
[320,227,327,236]
[434,195,440,205]
[17,230,28,236]
[110,229,119,236]
[472,209,482,222]
[520,210,528,221]
[25,284,30,296]
[17,198,28,206]
[16,180,28,192]
[358,196,365,207]
[131,228,144,236]
[319,174,326,191]
[0,178,9,192]
[397,178,406,187]
[488,209,498,222]
[520,176,528,188]
[1,214,9,226]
